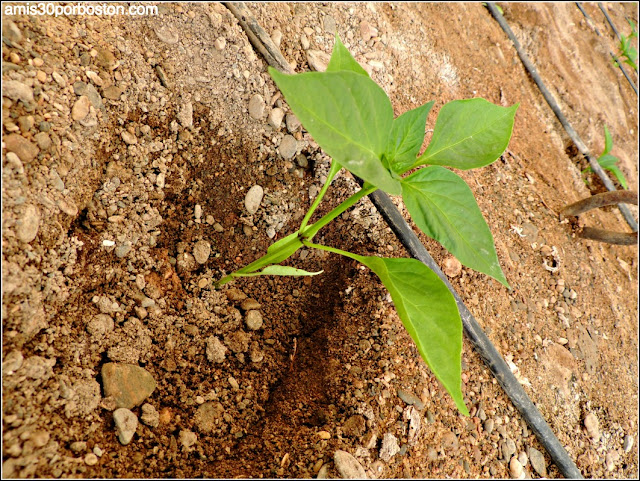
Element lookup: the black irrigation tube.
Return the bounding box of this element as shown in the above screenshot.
[575,2,638,95]
[226,2,584,479]
[486,3,638,234]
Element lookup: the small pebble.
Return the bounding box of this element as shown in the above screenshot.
[268,107,285,129]
[484,418,494,434]
[2,80,34,107]
[248,94,265,120]
[140,403,160,428]
[193,240,211,264]
[240,298,261,310]
[179,430,197,449]
[113,408,138,445]
[605,450,620,471]
[101,363,157,409]
[623,434,634,453]
[16,204,41,243]
[360,21,378,41]
[84,453,98,466]
[206,336,227,363]
[4,134,39,163]
[121,131,137,145]
[397,388,425,410]
[318,430,331,440]
[71,96,91,120]
[509,456,524,478]
[271,29,282,48]
[306,50,330,72]
[279,135,298,159]
[244,185,264,214]
[380,433,400,461]
[333,450,366,479]
[214,37,226,50]
[528,447,547,477]
[518,451,528,467]
[286,113,301,133]
[441,431,458,451]
[584,412,600,440]
[245,310,263,330]
[442,256,462,277]
[2,350,24,374]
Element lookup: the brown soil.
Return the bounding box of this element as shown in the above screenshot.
[2,2,638,479]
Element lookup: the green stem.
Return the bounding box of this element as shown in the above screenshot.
[301,183,377,240]
[302,240,360,261]
[299,160,342,231]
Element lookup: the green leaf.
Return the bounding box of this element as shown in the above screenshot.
[597,153,619,168]
[346,254,468,416]
[326,35,369,76]
[269,68,402,195]
[402,166,509,287]
[234,265,324,278]
[385,101,435,175]
[607,165,629,189]
[601,125,613,156]
[265,231,303,265]
[416,99,518,170]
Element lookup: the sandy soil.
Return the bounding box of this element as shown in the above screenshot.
[2,2,638,478]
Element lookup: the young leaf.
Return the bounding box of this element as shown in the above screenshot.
[265,231,304,265]
[415,99,518,170]
[269,67,402,195]
[401,166,509,287]
[606,165,629,189]
[326,35,369,76]
[345,254,469,416]
[233,266,324,278]
[601,125,613,156]
[385,101,435,175]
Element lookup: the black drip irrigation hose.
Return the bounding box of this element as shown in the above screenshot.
[575,2,639,95]
[226,2,584,479]
[486,3,638,234]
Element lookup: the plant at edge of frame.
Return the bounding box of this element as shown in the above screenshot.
[215,35,519,416]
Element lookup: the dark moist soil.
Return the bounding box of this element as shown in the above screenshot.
[2,2,638,479]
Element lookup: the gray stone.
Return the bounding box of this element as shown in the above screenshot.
[206,336,227,363]
[16,204,41,243]
[248,94,265,120]
[379,432,400,461]
[501,438,517,460]
[279,135,298,159]
[2,19,23,44]
[113,408,138,445]
[101,363,156,409]
[115,242,132,258]
[2,80,33,107]
[397,388,425,410]
[244,185,264,214]
[193,240,211,264]
[34,132,51,151]
[268,107,285,129]
[245,310,263,330]
[140,403,160,428]
[528,447,547,477]
[286,113,301,133]
[334,450,367,479]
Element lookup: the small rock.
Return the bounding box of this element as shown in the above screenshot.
[121,131,137,145]
[154,24,179,44]
[279,135,298,159]
[179,430,197,449]
[360,21,378,42]
[96,47,117,70]
[2,350,24,374]
[240,298,261,310]
[206,336,227,363]
[271,30,283,48]
[176,252,197,273]
[71,96,91,121]
[605,450,620,472]
[306,50,331,72]
[502,438,517,460]
[295,153,308,168]
[2,80,34,107]
[86,314,115,337]
[245,310,263,330]
[34,132,51,151]
[517,451,528,467]
[140,403,160,428]
[268,107,285,129]
[342,415,366,438]
[248,94,265,120]
[442,256,462,277]
[84,453,98,466]
[286,113,301,133]
[101,363,157,409]
[226,288,247,302]
[584,412,600,440]
[31,430,50,448]
[623,434,634,453]
[16,204,41,243]
[70,441,87,453]
[195,401,225,433]
[177,101,193,128]
[115,242,132,258]
[193,240,211,264]
[102,85,123,100]
[397,388,425,410]
[244,185,264,214]
[510,456,524,478]
[113,408,138,445]
[528,447,547,477]
[2,19,23,44]
[4,134,39,163]
[323,16,337,34]
[379,433,400,461]
[334,450,367,479]
[214,37,226,50]
[442,431,459,451]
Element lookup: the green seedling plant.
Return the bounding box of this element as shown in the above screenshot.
[582,125,628,189]
[613,19,638,72]
[216,35,518,416]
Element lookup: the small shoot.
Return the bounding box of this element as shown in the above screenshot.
[582,125,628,189]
